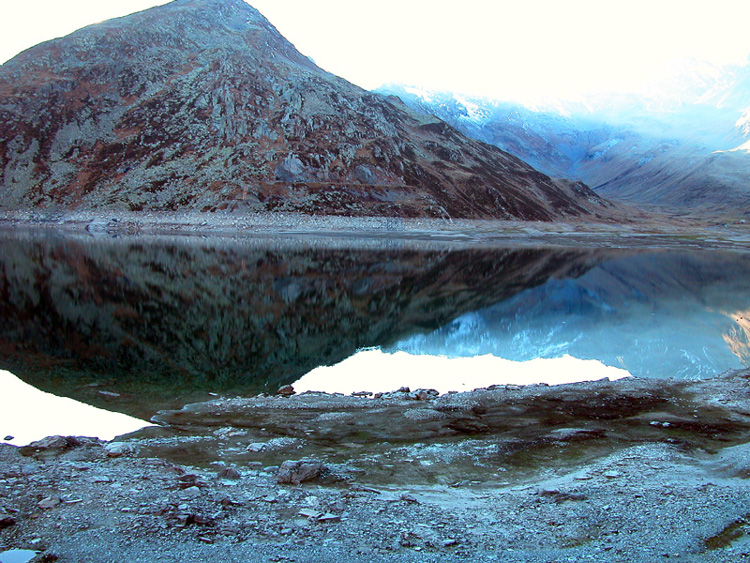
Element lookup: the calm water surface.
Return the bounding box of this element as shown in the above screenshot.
[0,230,748,435]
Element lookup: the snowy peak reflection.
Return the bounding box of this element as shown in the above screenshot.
[388,251,750,379]
[294,349,630,395]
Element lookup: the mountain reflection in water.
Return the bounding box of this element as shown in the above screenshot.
[0,231,599,417]
[388,251,750,379]
[0,230,748,420]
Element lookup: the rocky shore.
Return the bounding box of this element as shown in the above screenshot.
[1,209,749,253]
[3,371,750,562]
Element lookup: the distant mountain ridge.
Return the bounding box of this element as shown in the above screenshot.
[378,64,750,215]
[0,0,616,221]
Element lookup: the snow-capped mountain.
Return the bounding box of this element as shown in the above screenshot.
[378,59,750,214]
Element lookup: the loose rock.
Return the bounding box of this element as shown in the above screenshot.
[276,460,325,485]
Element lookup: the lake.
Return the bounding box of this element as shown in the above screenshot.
[0,228,748,442]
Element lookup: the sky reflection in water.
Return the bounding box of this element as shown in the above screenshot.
[0,369,150,447]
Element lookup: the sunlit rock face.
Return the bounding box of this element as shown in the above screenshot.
[0,0,613,220]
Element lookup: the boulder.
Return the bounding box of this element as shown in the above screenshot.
[276,459,325,485]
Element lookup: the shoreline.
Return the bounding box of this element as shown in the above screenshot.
[3,371,750,562]
[1,209,749,251]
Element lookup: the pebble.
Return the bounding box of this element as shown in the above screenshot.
[276,459,325,485]
[217,467,241,480]
[38,497,60,510]
[400,493,419,504]
[180,486,202,499]
[104,443,133,458]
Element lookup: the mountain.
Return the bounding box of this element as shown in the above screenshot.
[379,66,750,215]
[0,0,615,222]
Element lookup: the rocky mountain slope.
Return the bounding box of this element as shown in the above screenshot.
[0,0,615,221]
[379,70,750,215]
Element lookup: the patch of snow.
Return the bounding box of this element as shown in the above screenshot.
[403,85,436,103]
[736,108,750,136]
[453,94,488,122]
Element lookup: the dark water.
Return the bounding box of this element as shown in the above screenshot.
[0,230,748,419]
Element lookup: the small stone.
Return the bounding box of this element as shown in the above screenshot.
[22,436,84,454]
[397,386,411,393]
[277,385,295,397]
[0,515,17,528]
[350,485,381,494]
[298,508,323,519]
[177,474,205,488]
[38,496,60,510]
[104,442,132,458]
[277,459,325,485]
[603,471,622,479]
[400,493,419,504]
[217,467,241,479]
[181,486,202,499]
[442,539,459,547]
[318,513,341,523]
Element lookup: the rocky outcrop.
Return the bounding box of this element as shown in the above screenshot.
[0,0,614,220]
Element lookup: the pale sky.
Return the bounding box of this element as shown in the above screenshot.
[1,0,749,102]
